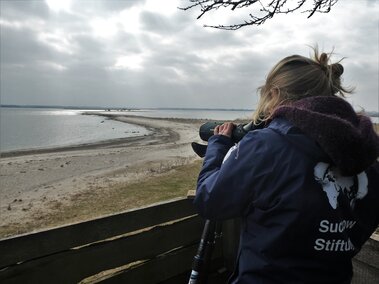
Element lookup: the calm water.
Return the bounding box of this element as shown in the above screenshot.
[0,107,252,152]
[107,108,254,120]
[1,107,376,152]
[0,108,150,152]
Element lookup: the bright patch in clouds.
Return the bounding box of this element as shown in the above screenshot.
[0,18,45,32]
[40,61,67,71]
[119,7,141,34]
[144,0,179,16]
[90,7,141,37]
[113,54,146,71]
[90,17,119,38]
[0,19,24,29]
[45,0,72,12]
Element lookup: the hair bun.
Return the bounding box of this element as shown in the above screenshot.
[331,63,344,78]
[320,53,329,65]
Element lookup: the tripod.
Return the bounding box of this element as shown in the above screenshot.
[188,220,222,284]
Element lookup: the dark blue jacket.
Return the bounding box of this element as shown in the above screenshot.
[194,118,379,283]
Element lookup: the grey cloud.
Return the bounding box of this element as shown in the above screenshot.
[71,0,144,13]
[1,62,113,107]
[73,35,115,65]
[1,23,77,69]
[140,10,194,35]
[0,1,49,19]
[135,25,256,83]
[112,32,144,54]
[0,0,378,111]
[344,62,379,108]
[140,11,177,34]
[0,26,47,65]
[146,43,270,87]
[181,29,245,49]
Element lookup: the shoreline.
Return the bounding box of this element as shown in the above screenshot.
[0,136,149,158]
[0,113,211,158]
[0,114,204,238]
[1,113,377,238]
[0,113,188,158]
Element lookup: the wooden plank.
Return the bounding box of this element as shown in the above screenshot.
[100,239,224,284]
[353,238,379,269]
[100,244,198,284]
[0,215,204,284]
[352,238,379,283]
[187,190,196,198]
[352,258,379,284]
[0,197,197,269]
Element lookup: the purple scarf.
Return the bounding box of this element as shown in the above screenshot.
[272,96,379,176]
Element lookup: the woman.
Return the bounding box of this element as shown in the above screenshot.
[194,49,379,283]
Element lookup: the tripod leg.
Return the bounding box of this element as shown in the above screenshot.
[188,220,221,284]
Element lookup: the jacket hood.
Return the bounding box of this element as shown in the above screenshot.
[272,96,379,176]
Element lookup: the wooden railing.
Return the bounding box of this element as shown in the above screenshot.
[0,197,377,283]
[0,198,218,284]
[353,235,379,283]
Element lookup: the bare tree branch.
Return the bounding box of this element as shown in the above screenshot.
[306,0,338,18]
[179,0,339,30]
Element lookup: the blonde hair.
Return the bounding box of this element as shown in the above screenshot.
[252,48,354,124]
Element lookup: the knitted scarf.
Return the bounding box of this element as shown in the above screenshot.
[272,96,379,176]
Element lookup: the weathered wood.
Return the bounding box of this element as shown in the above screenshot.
[99,244,198,284]
[352,237,379,283]
[352,258,379,284]
[0,215,204,284]
[0,193,376,284]
[99,236,224,284]
[353,237,379,269]
[0,198,196,269]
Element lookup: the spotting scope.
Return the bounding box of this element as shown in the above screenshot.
[199,121,256,143]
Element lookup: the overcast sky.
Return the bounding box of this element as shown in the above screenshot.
[0,0,378,111]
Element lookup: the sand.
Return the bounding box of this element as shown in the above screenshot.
[2,113,376,238]
[0,114,206,237]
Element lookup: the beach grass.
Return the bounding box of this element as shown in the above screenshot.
[0,159,203,238]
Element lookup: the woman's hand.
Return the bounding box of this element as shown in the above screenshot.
[214,122,235,138]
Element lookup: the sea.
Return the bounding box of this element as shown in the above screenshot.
[0,107,254,152]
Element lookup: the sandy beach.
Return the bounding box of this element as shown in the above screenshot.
[1,114,377,238]
[0,114,205,238]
